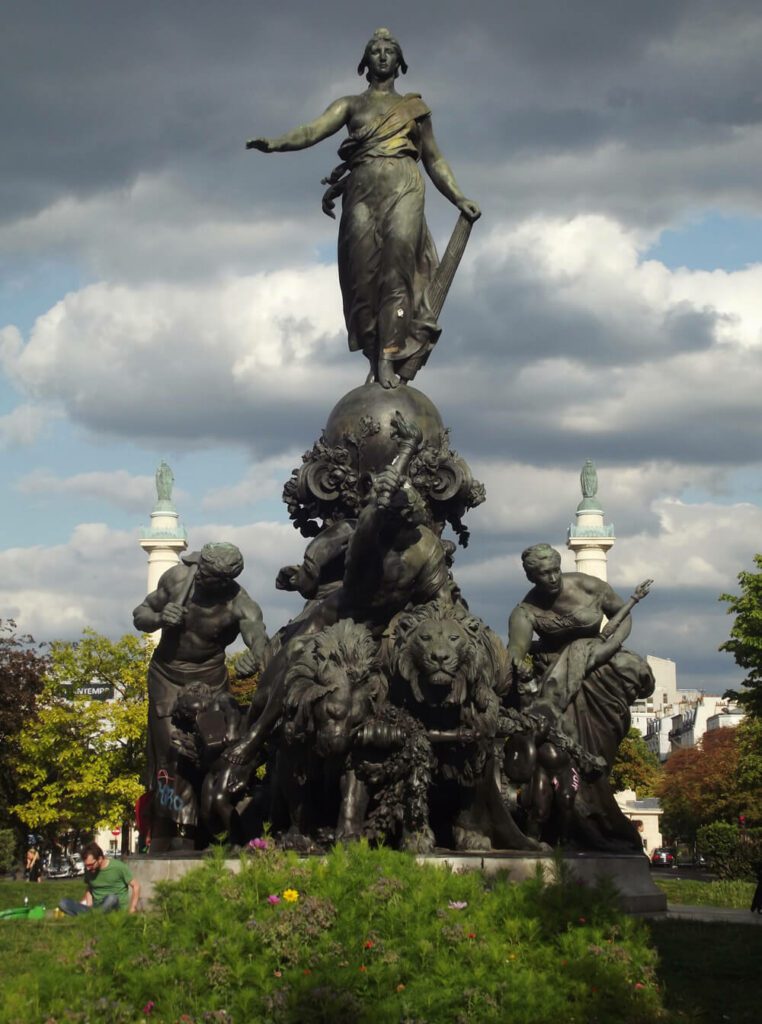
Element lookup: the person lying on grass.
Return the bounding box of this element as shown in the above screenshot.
[58,842,140,915]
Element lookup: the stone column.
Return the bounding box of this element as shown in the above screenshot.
[566,459,614,582]
[138,461,188,639]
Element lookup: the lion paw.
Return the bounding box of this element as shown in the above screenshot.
[453,827,492,853]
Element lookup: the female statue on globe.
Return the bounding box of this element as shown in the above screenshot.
[247,28,481,389]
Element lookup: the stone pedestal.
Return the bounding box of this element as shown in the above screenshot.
[126,850,666,914]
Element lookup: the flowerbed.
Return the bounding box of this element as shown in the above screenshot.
[1,843,665,1023]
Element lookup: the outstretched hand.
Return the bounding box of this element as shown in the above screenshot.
[633,579,654,602]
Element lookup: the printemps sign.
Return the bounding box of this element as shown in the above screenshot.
[74,683,114,701]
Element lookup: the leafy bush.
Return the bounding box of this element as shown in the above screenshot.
[697,822,762,880]
[0,843,665,1023]
[0,829,17,875]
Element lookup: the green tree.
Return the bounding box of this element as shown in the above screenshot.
[735,717,762,821]
[11,630,149,848]
[658,724,761,841]
[720,554,762,717]
[0,619,49,837]
[609,727,662,796]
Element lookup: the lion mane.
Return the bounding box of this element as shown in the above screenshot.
[388,601,503,734]
[282,619,387,742]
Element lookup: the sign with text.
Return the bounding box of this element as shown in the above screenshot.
[74,683,114,701]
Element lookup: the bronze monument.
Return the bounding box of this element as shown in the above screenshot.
[134,29,654,858]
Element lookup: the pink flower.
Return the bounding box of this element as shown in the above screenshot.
[249,837,269,850]
[634,982,645,990]
[142,1001,155,1015]
[267,894,281,905]
[448,900,468,910]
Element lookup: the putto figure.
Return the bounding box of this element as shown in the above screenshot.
[247,27,480,388]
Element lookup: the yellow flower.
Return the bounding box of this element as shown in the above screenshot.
[282,888,299,903]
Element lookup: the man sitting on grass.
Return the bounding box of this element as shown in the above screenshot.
[59,842,140,915]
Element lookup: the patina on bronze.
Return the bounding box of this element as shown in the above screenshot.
[131,31,658,859]
[133,542,268,851]
[247,27,480,389]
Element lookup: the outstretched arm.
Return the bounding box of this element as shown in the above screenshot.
[246,96,351,152]
[600,579,652,640]
[419,118,480,222]
[586,579,653,671]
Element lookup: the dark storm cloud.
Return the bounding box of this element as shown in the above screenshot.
[438,270,718,371]
[4,0,762,228]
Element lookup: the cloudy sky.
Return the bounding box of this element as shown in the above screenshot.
[2,1,761,694]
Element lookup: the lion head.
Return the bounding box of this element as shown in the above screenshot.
[282,620,387,757]
[389,602,502,731]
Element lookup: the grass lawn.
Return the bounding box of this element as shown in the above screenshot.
[0,878,83,911]
[652,877,755,909]
[648,919,762,1023]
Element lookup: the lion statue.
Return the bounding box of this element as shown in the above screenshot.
[269,619,386,846]
[384,600,541,853]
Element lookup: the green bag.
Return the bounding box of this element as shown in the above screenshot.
[0,905,46,920]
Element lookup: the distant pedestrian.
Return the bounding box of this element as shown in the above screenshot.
[751,864,762,914]
[58,842,140,916]
[25,847,42,883]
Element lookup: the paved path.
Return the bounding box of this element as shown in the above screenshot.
[653,903,762,925]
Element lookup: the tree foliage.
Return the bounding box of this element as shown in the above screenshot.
[11,630,149,839]
[0,619,49,833]
[720,553,762,717]
[609,727,662,797]
[658,722,762,841]
[696,821,762,880]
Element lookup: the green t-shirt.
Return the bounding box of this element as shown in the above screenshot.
[86,858,133,909]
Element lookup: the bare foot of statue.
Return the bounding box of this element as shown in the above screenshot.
[378,357,401,389]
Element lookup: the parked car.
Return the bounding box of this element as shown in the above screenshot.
[676,845,707,867]
[45,854,84,879]
[651,847,676,867]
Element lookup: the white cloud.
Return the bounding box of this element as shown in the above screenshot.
[471,214,762,353]
[614,498,762,590]
[2,211,759,464]
[15,469,167,513]
[0,173,333,285]
[200,454,301,511]
[468,458,729,540]
[0,519,304,645]
[0,402,51,448]
[2,267,352,451]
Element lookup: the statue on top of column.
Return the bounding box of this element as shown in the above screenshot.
[247,27,481,389]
